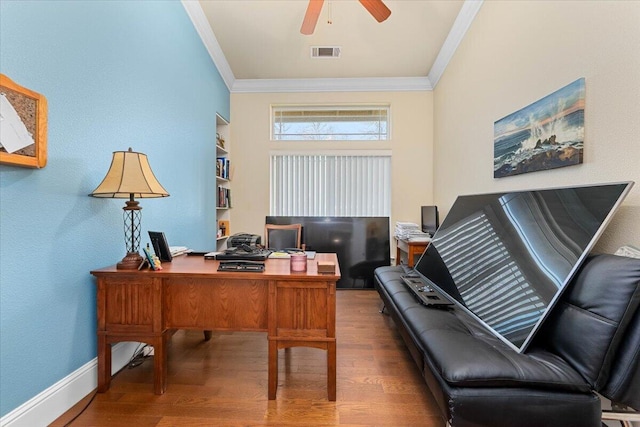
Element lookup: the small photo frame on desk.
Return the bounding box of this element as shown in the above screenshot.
[142,246,157,270]
[138,258,150,270]
[148,231,172,262]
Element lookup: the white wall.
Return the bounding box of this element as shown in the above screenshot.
[229,91,433,251]
[433,0,640,253]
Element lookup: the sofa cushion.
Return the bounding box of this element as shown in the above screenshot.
[534,254,640,390]
[375,265,591,392]
[411,305,592,392]
[600,306,640,409]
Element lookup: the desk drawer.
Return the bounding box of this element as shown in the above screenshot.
[164,278,268,331]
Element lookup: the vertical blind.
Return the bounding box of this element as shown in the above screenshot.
[270,154,391,217]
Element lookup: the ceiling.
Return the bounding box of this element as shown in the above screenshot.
[186,1,480,91]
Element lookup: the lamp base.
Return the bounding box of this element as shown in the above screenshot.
[117,252,144,270]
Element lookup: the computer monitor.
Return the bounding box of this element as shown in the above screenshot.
[421,206,439,235]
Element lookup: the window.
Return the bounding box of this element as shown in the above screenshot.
[270,153,391,217]
[272,105,390,141]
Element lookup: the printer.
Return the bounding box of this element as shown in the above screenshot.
[227,233,261,248]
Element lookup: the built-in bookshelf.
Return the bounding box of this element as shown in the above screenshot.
[216,114,231,250]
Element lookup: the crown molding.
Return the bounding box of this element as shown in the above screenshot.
[428,0,483,88]
[232,77,433,93]
[181,0,235,91]
[183,0,482,94]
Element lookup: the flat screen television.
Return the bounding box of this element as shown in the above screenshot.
[266,216,391,289]
[413,182,633,353]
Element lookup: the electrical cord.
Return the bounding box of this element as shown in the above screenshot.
[62,390,97,427]
[63,344,152,426]
[127,343,151,369]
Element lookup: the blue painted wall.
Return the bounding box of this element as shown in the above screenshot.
[0,1,229,416]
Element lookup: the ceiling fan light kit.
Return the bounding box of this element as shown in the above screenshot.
[300,0,391,35]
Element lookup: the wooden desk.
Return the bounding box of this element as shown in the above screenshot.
[90,253,340,400]
[395,237,430,267]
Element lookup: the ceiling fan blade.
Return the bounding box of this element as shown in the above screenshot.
[358,0,391,23]
[300,0,324,35]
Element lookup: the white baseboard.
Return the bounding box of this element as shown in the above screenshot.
[0,342,140,427]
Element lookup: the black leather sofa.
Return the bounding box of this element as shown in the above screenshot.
[374,254,640,427]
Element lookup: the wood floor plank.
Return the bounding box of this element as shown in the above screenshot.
[50,290,444,426]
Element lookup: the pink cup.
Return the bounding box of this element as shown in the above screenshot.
[290,252,307,272]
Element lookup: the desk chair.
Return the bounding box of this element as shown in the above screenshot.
[264,224,302,250]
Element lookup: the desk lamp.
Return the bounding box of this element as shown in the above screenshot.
[90,148,169,269]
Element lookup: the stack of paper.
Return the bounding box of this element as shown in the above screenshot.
[170,246,191,256]
[394,222,432,242]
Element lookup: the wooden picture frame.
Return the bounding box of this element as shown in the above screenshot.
[0,74,48,168]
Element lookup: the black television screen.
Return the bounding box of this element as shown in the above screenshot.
[266,216,391,289]
[421,205,439,235]
[413,182,633,352]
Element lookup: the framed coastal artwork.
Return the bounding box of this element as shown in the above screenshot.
[493,78,585,178]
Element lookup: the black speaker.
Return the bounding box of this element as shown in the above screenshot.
[421,206,439,235]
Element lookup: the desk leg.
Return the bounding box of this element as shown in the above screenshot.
[408,247,416,267]
[153,334,168,395]
[97,334,111,392]
[268,339,278,399]
[327,341,336,401]
[395,246,401,266]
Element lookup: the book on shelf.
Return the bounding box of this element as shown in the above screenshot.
[216,157,230,180]
[217,186,231,208]
[218,220,230,237]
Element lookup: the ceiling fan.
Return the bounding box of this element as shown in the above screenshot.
[300,0,392,35]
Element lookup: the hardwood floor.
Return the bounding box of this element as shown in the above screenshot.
[51,290,444,426]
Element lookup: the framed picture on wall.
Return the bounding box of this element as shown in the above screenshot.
[493,78,585,178]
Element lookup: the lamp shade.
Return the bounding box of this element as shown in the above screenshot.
[89,148,169,198]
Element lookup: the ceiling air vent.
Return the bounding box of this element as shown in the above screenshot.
[311,46,341,59]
